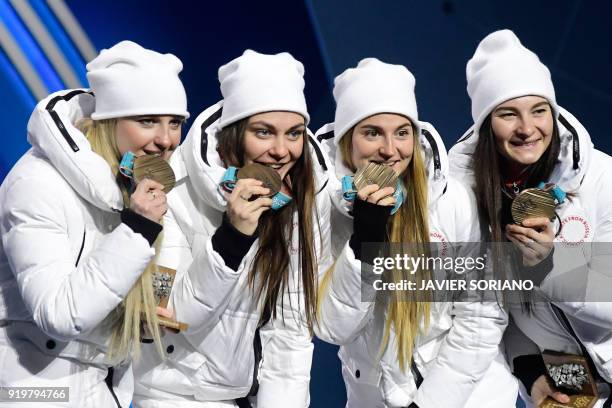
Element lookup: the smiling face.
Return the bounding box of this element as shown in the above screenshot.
[115,115,183,161]
[242,111,306,181]
[490,95,554,172]
[349,113,414,175]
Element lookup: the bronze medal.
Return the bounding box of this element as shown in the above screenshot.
[133,155,176,194]
[151,266,189,333]
[539,352,597,408]
[511,188,557,224]
[237,163,282,196]
[353,162,398,191]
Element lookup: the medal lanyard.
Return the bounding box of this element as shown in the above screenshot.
[502,178,525,199]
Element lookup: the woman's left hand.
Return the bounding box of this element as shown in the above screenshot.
[505,217,554,267]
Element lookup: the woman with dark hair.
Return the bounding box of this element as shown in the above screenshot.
[133,50,331,408]
[315,58,517,408]
[0,41,188,407]
[450,29,612,407]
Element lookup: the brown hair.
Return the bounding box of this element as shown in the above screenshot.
[216,117,320,332]
[472,114,561,243]
[471,112,561,310]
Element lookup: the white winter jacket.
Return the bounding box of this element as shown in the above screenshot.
[133,101,332,408]
[449,107,612,407]
[0,89,157,407]
[314,121,518,408]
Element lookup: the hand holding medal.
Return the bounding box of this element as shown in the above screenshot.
[120,152,176,223]
[236,163,282,197]
[119,152,188,332]
[152,266,188,333]
[222,163,281,236]
[353,162,399,207]
[506,183,564,267]
[534,352,598,408]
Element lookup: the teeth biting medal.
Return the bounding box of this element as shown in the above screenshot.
[353,162,398,191]
[341,162,405,215]
[219,163,292,210]
[237,163,282,196]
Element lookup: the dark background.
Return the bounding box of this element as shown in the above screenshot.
[2,1,611,406]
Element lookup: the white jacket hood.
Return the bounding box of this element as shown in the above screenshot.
[26,89,124,212]
[177,100,330,211]
[449,106,593,193]
[314,121,449,218]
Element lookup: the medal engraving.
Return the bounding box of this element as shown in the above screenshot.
[353,162,398,191]
[133,155,176,193]
[237,163,282,196]
[511,188,557,224]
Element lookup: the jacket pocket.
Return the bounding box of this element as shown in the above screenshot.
[5,320,104,363]
[338,335,381,386]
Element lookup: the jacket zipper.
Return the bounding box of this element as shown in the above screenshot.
[75,230,121,407]
[411,358,424,388]
[75,230,86,266]
[421,129,441,176]
[549,304,608,384]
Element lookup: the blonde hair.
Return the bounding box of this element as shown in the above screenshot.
[334,124,432,373]
[78,118,164,362]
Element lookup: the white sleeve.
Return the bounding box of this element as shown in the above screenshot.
[414,179,508,408]
[540,175,612,328]
[167,213,247,333]
[315,240,376,345]
[1,176,154,341]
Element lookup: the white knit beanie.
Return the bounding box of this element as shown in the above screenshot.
[467,29,557,134]
[333,58,419,145]
[217,50,309,128]
[87,41,189,120]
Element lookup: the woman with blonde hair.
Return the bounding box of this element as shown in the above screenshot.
[315,58,517,407]
[0,41,188,407]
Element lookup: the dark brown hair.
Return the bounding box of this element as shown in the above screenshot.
[472,112,561,310]
[216,117,319,332]
[473,114,561,242]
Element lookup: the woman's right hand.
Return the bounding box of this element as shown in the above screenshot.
[357,184,396,207]
[227,178,272,236]
[130,178,167,223]
[531,375,570,406]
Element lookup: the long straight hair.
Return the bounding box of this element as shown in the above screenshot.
[78,118,164,362]
[472,114,561,310]
[216,117,320,332]
[337,125,431,373]
[473,115,561,243]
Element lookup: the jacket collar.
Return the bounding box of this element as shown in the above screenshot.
[26,89,124,212]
